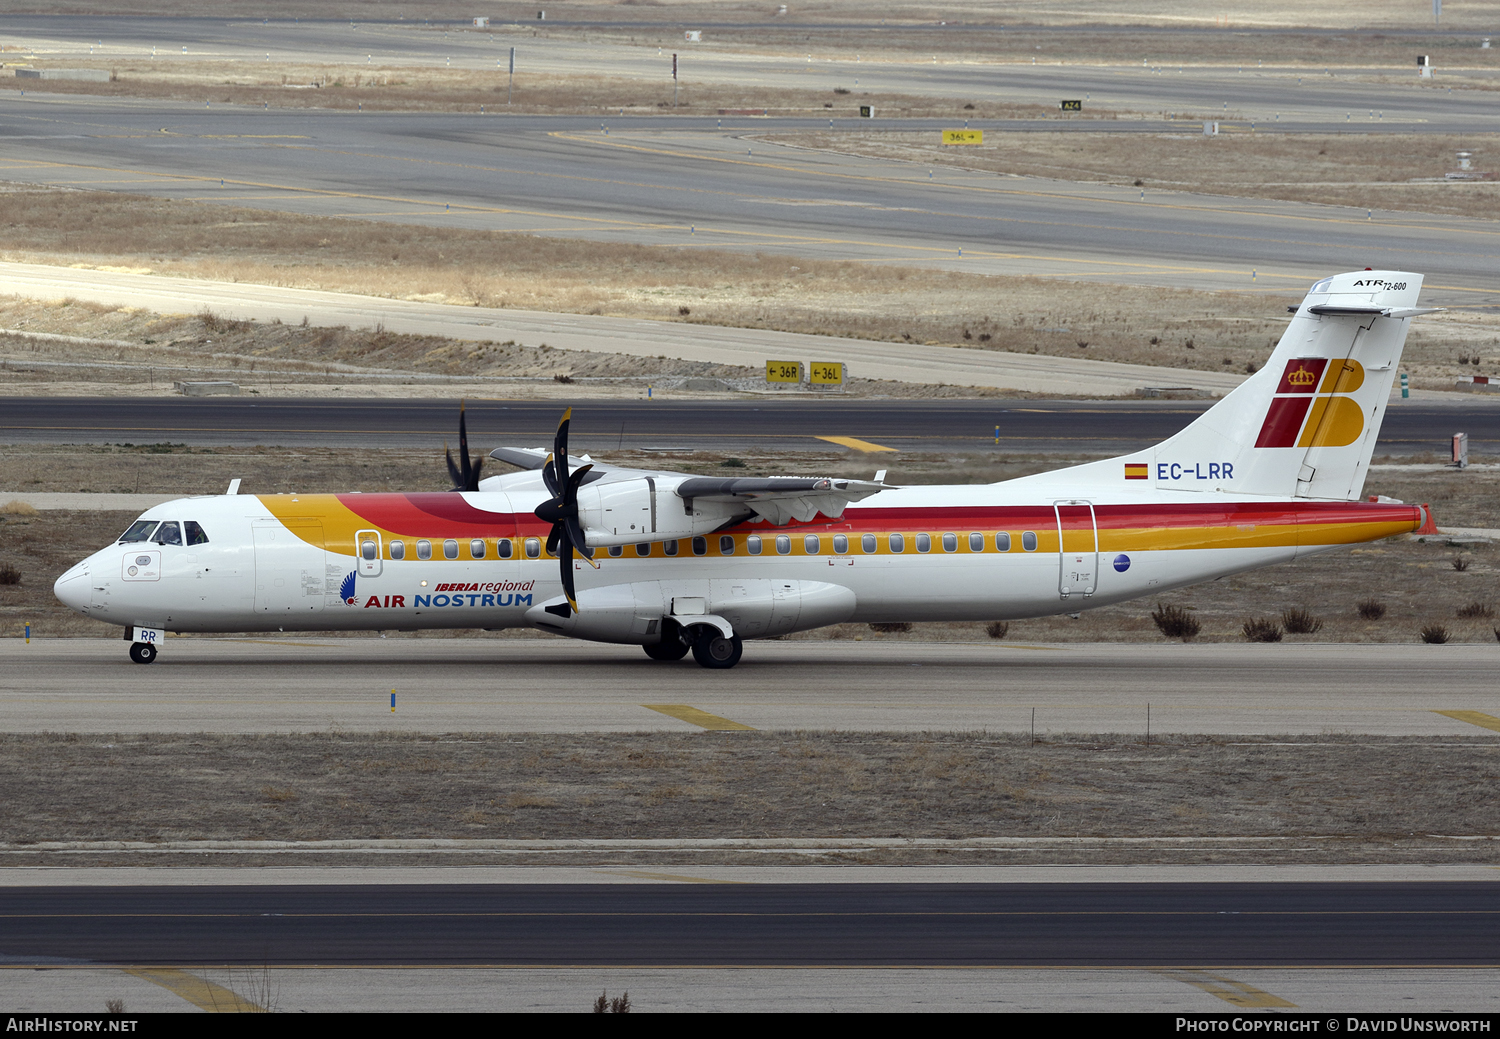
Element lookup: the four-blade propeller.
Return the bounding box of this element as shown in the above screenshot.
[532,407,595,612]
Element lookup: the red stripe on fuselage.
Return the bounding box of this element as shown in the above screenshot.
[337,493,520,536]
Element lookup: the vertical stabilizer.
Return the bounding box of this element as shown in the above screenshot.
[1145,271,1427,500]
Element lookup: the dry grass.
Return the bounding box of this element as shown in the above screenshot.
[0,61,1057,119]
[6,188,1498,383]
[0,731,1494,865]
[768,131,1500,221]
[1242,617,1284,642]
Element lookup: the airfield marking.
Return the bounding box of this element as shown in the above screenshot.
[815,435,898,453]
[643,705,756,731]
[1156,969,1298,1009]
[1434,710,1500,733]
[122,967,265,1013]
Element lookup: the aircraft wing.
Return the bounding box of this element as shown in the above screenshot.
[673,477,886,525]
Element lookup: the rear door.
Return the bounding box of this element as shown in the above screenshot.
[1054,501,1098,599]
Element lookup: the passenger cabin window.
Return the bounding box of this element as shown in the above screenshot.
[390,541,405,560]
[443,539,459,560]
[361,539,378,561]
[608,545,623,557]
[833,534,848,554]
[416,540,433,560]
[525,538,540,559]
[943,533,958,553]
[498,539,513,559]
[996,532,1012,552]
[664,540,679,556]
[969,533,984,553]
[1022,531,1038,552]
[916,533,931,553]
[470,539,486,559]
[862,533,877,553]
[719,535,735,555]
[804,534,820,554]
[152,521,183,546]
[636,543,652,556]
[184,521,210,546]
[747,535,762,555]
[119,520,158,543]
[775,535,791,555]
[889,533,905,553]
[692,537,707,556]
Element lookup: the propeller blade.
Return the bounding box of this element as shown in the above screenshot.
[565,517,595,561]
[457,403,472,490]
[553,407,572,493]
[557,525,578,611]
[541,455,559,498]
[545,523,562,557]
[445,442,462,490]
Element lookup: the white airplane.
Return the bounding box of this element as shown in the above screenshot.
[55,270,1436,668]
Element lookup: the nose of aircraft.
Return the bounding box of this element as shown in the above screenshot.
[53,562,91,614]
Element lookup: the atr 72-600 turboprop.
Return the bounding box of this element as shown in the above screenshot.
[55,271,1436,668]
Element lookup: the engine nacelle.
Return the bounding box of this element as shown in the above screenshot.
[525,579,857,644]
[576,476,743,547]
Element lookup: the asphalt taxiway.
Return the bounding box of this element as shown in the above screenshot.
[4,639,1499,736]
[6,394,1500,455]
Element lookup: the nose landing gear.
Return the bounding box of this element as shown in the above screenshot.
[128,641,158,664]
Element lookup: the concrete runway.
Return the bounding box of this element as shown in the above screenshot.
[4,639,1499,736]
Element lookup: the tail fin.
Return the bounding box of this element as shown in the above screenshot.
[1146,270,1431,501]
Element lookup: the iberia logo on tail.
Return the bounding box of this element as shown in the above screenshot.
[1256,358,1366,449]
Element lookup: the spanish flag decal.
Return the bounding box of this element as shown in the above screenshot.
[1124,463,1149,480]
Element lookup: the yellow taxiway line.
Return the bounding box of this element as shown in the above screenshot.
[1157,969,1298,1008]
[1434,710,1500,733]
[123,967,265,1013]
[816,435,898,453]
[643,704,756,731]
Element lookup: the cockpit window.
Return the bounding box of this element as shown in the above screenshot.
[152,521,183,546]
[184,521,210,546]
[119,520,159,543]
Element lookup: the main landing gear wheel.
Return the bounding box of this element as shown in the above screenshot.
[643,639,691,662]
[128,641,157,664]
[691,629,743,670]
